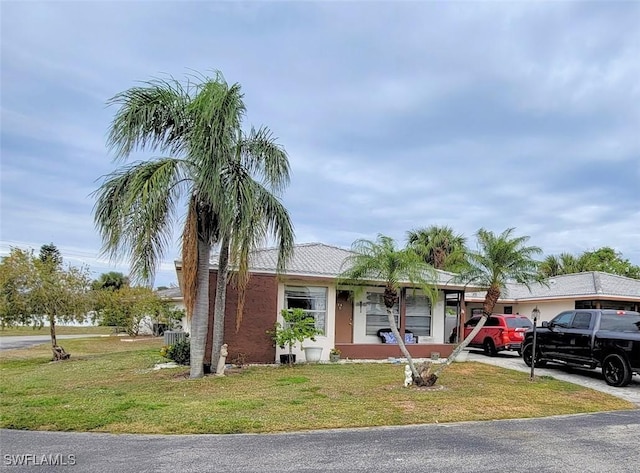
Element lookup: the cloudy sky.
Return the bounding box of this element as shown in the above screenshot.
[1,1,639,288]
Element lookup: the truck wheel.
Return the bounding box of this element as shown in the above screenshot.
[522,343,546,368]
[483,339,497,357]
[602,353,632,387]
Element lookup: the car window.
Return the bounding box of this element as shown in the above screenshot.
[571,312,592,330]
[486,317,501,327]
[506,318,533,329]
[599,313,640,332]
[465,317,480,327]
[551,311,574,328]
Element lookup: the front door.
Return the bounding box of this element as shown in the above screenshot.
[335,291,353,343]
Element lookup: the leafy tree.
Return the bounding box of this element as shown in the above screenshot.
[578,247,640,279]
[93,285,166,336]
[0,248,34,328]
[426,228,543,386]
[406,225,467,272]
[0,246,92,360]
[94,72,293,378]
[270,308,323,367]
[539,247,640,279]
[92,271,130,291]
[338,235,437,384]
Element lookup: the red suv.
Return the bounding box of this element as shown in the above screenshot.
[462,314,532,356]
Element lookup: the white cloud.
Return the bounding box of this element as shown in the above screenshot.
[1,0,639,288]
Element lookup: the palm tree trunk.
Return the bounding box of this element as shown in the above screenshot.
[385,308,421,382]
[211,235,230,370]
[189,238,211,379]
[426,284,501,386]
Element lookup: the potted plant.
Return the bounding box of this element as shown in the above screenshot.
[271,308,323,366]
[329,348,341,363]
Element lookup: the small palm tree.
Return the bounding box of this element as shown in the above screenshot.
[539,253,583,277]
[407,225,467,272]
[94,72,293,378]
[338,235,437,384]
[426,227,543,386]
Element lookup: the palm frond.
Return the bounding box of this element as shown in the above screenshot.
[92,158,186,284]
[107,77,191,160]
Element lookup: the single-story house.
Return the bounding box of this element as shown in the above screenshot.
[175,243,474,363]
[172,244,640,363]
[465,271,640,322]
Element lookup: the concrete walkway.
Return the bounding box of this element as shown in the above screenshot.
[465,349,640,406]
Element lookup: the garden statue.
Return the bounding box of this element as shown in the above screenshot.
[216,344,228,377]
[404,364,413,387]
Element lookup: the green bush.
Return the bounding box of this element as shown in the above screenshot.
[166,337,190,365]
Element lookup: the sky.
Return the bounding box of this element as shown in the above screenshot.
[1,0,639,289]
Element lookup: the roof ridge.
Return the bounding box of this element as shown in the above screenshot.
[592,271,602,294]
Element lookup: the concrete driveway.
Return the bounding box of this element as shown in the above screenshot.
[466,349,640,406]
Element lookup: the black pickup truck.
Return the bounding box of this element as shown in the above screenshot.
[522,309,640,387]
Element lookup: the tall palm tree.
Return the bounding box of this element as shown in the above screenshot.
[208,127,294,369]
[93,73,293,378]
[406,225,467,272]
[425,227,543,386]
[338,235,437,384]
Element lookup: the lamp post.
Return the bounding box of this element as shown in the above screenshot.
[529,306,540,380]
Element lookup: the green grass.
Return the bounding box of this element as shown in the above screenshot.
[0,325,114,336]
[0,337,634,434]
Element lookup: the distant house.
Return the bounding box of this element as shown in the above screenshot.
[465,272,640,321]
[175,243,474,363]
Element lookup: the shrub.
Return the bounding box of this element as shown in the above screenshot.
[165,337,190,365]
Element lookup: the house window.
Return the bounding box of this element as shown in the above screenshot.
[365,292,398,336]
[504,306,513,314]
[284,286,327,334]
[405,293,431,336]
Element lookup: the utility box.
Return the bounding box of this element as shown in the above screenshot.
[164,330,186,346]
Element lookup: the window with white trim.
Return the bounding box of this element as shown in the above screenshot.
[365,292,399,336]
[284,286,327,334]
[405,293,431,336]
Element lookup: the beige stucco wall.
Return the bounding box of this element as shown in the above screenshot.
[275,280,336,362]
[274,283,451,361]
[465,300,576,323]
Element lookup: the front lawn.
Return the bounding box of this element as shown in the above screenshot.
[0,337,633,434]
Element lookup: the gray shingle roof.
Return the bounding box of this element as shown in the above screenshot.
[156,287,182,299]
[206,242,464,288]
[466,271,640,301]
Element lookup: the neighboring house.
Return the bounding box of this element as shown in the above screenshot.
[175,243,473,363]
[465,272,640,322]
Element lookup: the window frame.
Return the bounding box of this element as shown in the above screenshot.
[284,285,328,335]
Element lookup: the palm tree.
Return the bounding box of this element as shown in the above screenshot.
[92,272,130,291]
[539,253,583,277]
[425,227,543,386]
[406,225,467,272]
[208,127,294,369]
[94,73,293,378]
[338,235,437,384]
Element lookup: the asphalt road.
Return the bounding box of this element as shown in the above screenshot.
[0,335,107,351]
[1,410,639,472]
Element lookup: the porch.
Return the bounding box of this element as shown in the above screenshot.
[335,343,454,360]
